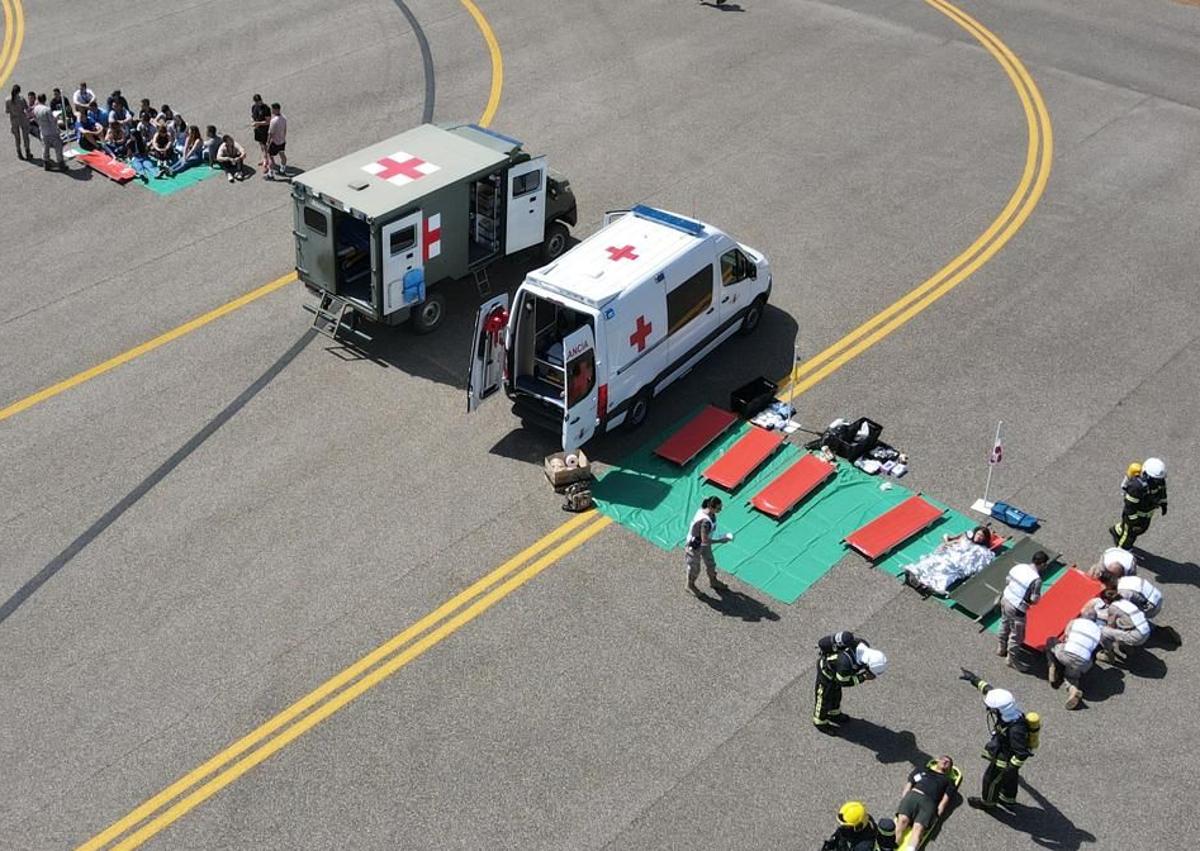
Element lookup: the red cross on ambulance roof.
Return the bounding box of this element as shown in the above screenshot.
[606,245,638,262]
[362,151,440,186]
[630,315,653,351]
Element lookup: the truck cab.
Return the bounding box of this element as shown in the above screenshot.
[291,123,576,338]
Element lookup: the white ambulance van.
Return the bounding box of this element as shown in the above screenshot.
[467,205,771,450]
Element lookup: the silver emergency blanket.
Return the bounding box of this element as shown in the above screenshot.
[902,537,995,595]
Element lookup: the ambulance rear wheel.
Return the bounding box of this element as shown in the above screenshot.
[542,222,569,262]
[627,391,652,430]
[409,291,446,335]
[739,296,765,336]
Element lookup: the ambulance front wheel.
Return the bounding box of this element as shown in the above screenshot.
[739,296,765,336]
[409,291,446,335]
[542,222,570,262]
[627,391,652,430]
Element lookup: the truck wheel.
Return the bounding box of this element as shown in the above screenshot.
[739,296,766,336]
[627,391,652,430]
[542,222,569,262]
[409,291,446,335]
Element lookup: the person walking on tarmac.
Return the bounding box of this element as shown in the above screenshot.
[958,670,1037,809]
[820,801,897,851]
[684,496,732,596]
[1111,456,1167,549]
[814,631,887,734]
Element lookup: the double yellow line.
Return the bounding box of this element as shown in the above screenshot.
[0,0,25,89]
[80,511,612,850]
[780,0,1052,398]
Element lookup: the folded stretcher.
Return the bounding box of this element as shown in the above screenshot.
[749,453,835,519]
[1024,568,1102,650]
[654,405,739,467]
[702,426,785,491]
[845,495,943,560]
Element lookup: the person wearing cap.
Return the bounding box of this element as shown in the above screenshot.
[997,550,1050,662]
[1088,546,1137,586]
[1111,456,1167,548]
[958,670,1034,808]
[813,632,887,734]
[1045,617,1101,709]
[820,801,896,851]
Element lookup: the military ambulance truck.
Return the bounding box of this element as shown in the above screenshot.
[292,123,577,338]
[467,205,771,450]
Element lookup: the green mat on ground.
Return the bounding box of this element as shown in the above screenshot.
[592,415,917,603]
[135,163,219,196]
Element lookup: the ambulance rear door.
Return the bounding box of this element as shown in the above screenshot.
[467,293,510,412]
[561,325,599,451]
[381,210,423,316]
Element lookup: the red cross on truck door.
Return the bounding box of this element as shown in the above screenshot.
[362,151,440,186]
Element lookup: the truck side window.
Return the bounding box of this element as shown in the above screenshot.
[389,226,416,255]
[513,170,542,198]
[566,346,596,406]
[720,249,747,286]
[303,207,328,236]
[666,265,714,334]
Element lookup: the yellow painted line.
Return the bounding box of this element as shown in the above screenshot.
[79,510,605,850]
[1,0,505,424]
[459,0,504,128]
[0,0,26,88]
[0,273,297,423]
[780,0,1051,395]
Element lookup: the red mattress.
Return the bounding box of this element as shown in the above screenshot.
[654,405,739,466]
[77,150,137,183]
[1023,568,1102,650]
[702,426,785,490]
[751,454,835,519]
[845,495,943,560]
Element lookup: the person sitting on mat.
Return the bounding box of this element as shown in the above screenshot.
[202,125,221,167]
[102,120,130,159]
[893,756,955,851]
[215,134,246,182]
[148,123,178,177]
[171,125,204,174]
[171,114,188,152]
[76,109,106,150]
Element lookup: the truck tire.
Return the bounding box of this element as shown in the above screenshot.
[627,391,652,430]
[542,222,569,262]
[409,291,446,335]
[739,296,766,336]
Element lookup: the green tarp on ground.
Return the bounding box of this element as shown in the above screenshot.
[134,163,219,196]
[592,416,917,603]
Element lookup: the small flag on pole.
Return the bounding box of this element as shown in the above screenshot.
[989,436,1003,465]
[972,420,1004,515]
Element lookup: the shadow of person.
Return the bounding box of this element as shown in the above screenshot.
[984,777,1097,850]
[1131,549,1199,589]
[700,1,745,9]
[1078,664,1124,704]
[1121,648,1167,680]
[694,586,780,622]
[835,719,932,766]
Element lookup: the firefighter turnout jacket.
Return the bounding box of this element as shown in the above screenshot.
[1122,473,1167,522]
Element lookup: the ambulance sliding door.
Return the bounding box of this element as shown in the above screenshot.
[561,325,599,451]
[505,157,546,254]
[381,211,423,315]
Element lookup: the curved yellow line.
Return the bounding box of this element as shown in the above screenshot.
[459,0,503,127]
[784,0,1051,391]
[0,0,26,88]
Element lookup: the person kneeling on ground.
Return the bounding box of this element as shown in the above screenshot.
[216,134,246,182]
[1082,591,1151,664]
[822,801,896,851]
[148,123,178,178]
[1116,574,1181,646]
[894,757,954,851]
[1088,546,1136,586]
[1045,616,1101,709]
[171,125,204,174]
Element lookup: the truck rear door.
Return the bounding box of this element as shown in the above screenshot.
[505,157,546,254]
[561,325,599,451]
[381,211,423,315]
[294,197,336,292]
[467,293,510,412]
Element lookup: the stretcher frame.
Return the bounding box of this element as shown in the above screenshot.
[701,426,785,491]
[897,760,964,850]
[653,405,739,467]
[748,453,836,519]
[844,494,944,561]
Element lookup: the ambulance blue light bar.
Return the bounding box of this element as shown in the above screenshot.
[632,205,706,237]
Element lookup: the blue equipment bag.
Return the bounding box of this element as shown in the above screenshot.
[990,501,1039,531]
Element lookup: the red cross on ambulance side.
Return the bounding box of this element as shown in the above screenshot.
[630,315,653,351]
[362,151,440,186]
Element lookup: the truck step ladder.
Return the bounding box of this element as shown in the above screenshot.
[473,268,491,297]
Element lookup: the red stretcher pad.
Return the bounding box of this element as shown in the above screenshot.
[1023,568,1101,651]
[845,495,943,560]
[654,405,739,466]
[750,454,836,519]
[77,150,137,183]
[702,426,785,490]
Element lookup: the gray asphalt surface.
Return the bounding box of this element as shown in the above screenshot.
[2,0,1198,849]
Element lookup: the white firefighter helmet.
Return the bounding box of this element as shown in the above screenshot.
[984,688,1021,721]
[856,645,888,676]
[1142,457,1166,479]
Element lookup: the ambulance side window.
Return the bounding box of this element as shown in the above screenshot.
[720,249,748,286]
[389,226,415,255]
[513,170,542,198]
[566,346,596,406]
[303,207,328,236]
[666,265,715,334]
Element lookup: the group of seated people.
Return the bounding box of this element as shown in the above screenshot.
[31,82,247,182]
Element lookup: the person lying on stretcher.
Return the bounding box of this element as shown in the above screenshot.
[902,527,996,596]
[894,756,955,851]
